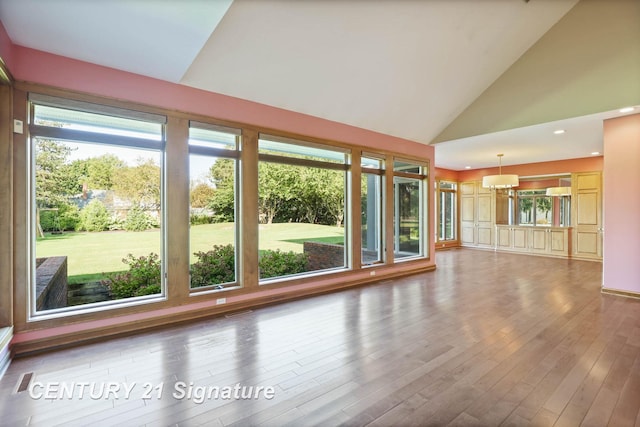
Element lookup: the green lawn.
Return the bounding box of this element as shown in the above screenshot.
[36,222,344,281]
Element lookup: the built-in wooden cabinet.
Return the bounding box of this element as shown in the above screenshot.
[549,228,571,256]
[572,171,602,260]
[496,226,570,257]
[460,181,494,248]
[460,171,604,261]
[496,226,529,253]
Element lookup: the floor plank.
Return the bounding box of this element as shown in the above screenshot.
[1,249,639,426]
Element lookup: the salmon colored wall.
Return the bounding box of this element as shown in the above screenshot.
[0,21,13,71]
[2,38,437,284]
[517,179,561,190]
[434,167,459,181]
[11,46,433,161]
[9,45,436,258]
[457,156,603,182]
[2,36,438,345]
[603,113,640,294]
[434,163,592,186]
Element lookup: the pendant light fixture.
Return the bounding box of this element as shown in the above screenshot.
[482,154,519,189]
[545,186,572,196]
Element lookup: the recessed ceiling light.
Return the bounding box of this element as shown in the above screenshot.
[619,107,635,113]
[465,166,471,169]
[553,129,565,135]
[591,152,600,156]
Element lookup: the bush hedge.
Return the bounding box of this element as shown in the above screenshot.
[125,206,159,231]
[78,199,111,232]
[104,246,310,296]
[259,249,308,280]
[40,203,81,232]
[190,244,235,288]
[104,253,161,299]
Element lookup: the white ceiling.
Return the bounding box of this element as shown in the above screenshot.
[180,0,577,146]
[0,0,636,170]
[435,109,619,171]
[0,0,233,82]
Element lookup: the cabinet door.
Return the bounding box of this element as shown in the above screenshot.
[460,194,475,245]
[460,182,476,196]
[531,228,548,253]
[459,181,494,247]
[459,182,476,246]
[477,225,493,246]
[549,229,569,256]
[476,192,493,247]
[512,228,528,251]
[497,227,511,249]
[572,172,602,259]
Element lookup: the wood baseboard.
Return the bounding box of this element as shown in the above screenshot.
[601,287,640,300]
[435,242,459,250]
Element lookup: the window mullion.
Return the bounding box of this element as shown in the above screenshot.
[29,125,163,150]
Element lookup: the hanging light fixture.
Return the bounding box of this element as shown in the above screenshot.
[482,154,519,189]
[545,186,571,196]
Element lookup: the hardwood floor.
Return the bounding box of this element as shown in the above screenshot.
[1,249,639,426]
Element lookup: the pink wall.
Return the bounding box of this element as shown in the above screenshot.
[603,113,640,294]
[517,178,561,190]
[457,156,603,182]
[0,21,14,71]
[434,167,459,181]
[4,40,437,268]
[434,166,590,189]
[11,46,432,160]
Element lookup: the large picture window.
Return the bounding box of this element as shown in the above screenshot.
[393,159,428,259]
[29,95,165,314]
[257,135,350,281]
[20,89,433,331]
[188,122,240,291]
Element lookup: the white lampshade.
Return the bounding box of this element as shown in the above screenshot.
[546,186,572,196]
[482,174,519,189]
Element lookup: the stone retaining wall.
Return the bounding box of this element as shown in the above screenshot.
[35,256,68,310]
[303,242,345,271]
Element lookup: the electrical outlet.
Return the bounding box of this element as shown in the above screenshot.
[216,298,226,305]
[369,271,376,276]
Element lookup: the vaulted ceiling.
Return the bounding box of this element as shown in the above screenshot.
[0,0,638,170]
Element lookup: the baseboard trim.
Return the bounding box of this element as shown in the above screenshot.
[0,327,13,380]
[601,287,640,300]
